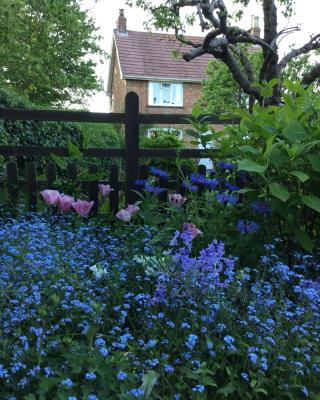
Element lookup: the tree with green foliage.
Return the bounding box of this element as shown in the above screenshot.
[199,47,262,113]
[0,0,105,106]
[127,0,320,107]
[199,47,317,114]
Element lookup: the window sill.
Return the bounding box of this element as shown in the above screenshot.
[147,104,184,108]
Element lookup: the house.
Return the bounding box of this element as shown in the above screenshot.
[107,9,260,147]
[107,9,221,142]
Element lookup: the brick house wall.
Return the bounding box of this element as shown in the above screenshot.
[111,57,204,115]
[110,55,224,148]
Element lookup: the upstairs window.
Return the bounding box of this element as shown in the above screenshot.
[148,82,183,107]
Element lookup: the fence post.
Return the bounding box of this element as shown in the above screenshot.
[88,164,99,215]
[6,161,18,203]
[46,161,56,188]
[109,164,119,213]
[125,91,139,205]
[26,162,37,211]
[197,164,206,196]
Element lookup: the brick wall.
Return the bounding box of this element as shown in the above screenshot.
[111,57,127,113]
[111,68,225,148]
[125,80,203,114]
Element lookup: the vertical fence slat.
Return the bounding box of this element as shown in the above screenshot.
[46,161,56,188]
[109,164,119,213]
[139,164,149,180]
[6,161,18,203]
[88,164,98,215]
[125,92,139,204]
[137,164,148,193]
[26,162,37,211]
[198,164,206,175]
[67,163,78,181]
[158,176,168,202]
[197,164,206,196]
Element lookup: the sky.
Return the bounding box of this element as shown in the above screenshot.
[81,0,320,112]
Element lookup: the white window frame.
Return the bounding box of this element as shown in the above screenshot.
[148,82,183,107]
[147,128,183,140]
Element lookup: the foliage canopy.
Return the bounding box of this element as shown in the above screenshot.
[0,0,105,106]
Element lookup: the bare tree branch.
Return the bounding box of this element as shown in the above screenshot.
[278,34,320,71]
[302,63,320,86]
[151,0,319,106]
[219,47,262,101]
[229,44,254,82]
[201,1,220,28]
[183,46,208,61]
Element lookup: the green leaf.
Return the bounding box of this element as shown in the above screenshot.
[217,381,236,397]
[219,112,237,120]
[239,145,260,155]
[185,129,200,139]
[23,395,36,400]
[51,153,67,169]
[261,87,273,98]
[307,154,320,172]
[141,370,160,398]
[301,195,320,213]
[68,141,82,160]
[191,104,202,119]
[282,121,308,141]
[268,183,290,202]
[238,159,267,174]
[237,188,257,194]
[250,379,257,388]
[295,230,314,251]
[289,170,310,182]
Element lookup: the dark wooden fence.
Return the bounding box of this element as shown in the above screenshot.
[0,92,232,212]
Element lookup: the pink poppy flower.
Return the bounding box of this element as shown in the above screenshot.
[99,184,113,197]
[182,222,203,239]
[72,200,94,217]
[169,193,187,207]
[116,209,132,222]
[125,204,140,215]
[40,189,60,206]
[58,194,74,212]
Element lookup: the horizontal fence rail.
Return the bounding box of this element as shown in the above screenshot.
[0,91,227,211]
[0,108,125,123]
[0,107,238,125]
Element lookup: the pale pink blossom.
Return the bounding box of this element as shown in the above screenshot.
[125,204,140,215]
[58,194,74,212]
[182,223,203,239]
[72,200,94,217]
[40,189,60,206]
[169,193,187,207]
[99,184,113,197]
[116,209,132,222]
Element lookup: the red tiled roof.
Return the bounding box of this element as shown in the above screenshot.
[114,30,212,82]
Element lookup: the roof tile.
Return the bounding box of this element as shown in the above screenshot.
[114,30,212,82]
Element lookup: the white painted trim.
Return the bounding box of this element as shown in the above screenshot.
[148,81,184,107]
[123,74,202,83]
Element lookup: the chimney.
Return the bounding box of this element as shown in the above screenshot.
[250,16,260,38]
[117,9,127,34]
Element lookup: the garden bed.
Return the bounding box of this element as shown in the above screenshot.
[0,213,319,399]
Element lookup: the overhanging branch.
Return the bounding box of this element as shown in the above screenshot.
[302,63,320,86]
[278,34,320,71]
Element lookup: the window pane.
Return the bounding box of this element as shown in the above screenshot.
[172,84,183,105]
[162,83,171,104]
[149,82,161,105]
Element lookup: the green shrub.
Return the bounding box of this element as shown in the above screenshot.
[140,130,196,174]
[211,81,320,251]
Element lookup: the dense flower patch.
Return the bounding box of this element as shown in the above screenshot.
[0,214,320,399]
